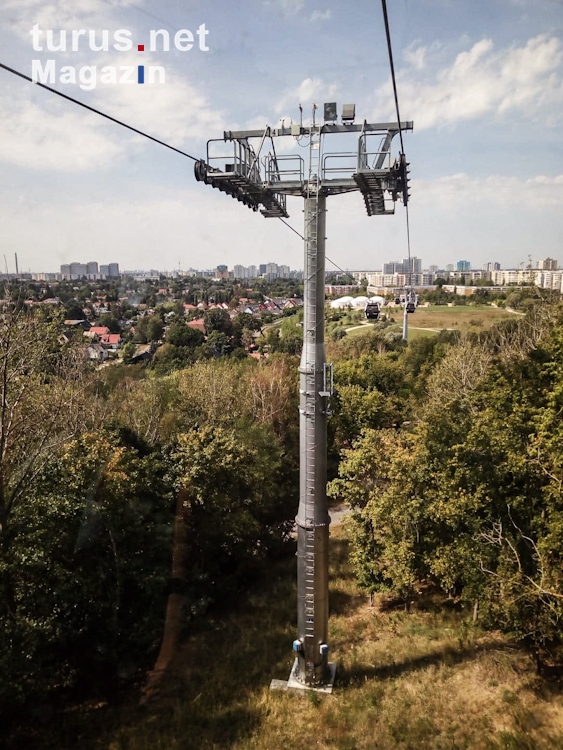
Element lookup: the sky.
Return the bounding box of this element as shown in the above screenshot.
[0,0,562,274]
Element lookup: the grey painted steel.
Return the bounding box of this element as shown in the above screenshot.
[295,193,331,686]
[224,121,413,140]
[287,659,336,694]
[195,110,413,691]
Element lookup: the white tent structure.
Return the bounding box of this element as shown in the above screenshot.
[329,295,371,310]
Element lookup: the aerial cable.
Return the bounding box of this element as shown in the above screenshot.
[380,0,405,155]
[380,0,415,332]
[278,218,304,240]
[0,62,200,163]
[405,204,412,269]
[325,257,358,287]
[277,219,357,285]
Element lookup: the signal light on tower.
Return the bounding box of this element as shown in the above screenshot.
[323,102,337,122]
[341,103,356,122]
[402,154,411,206]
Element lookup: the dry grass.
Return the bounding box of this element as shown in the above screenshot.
[406,305,516,333]
[18,528,563,750]
[345,306,516,343]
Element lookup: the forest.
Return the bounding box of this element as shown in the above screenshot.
[1,292,563,744]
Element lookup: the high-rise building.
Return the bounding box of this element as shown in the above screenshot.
[69,262,87,277]
[259,264,267,275]
[384,257,422,276]
[483,262,501,272]
[247,265,257,278]
[107,263,120,278]
[403,257,422,274]
[87,261,98,275]
[538,258,558,271]
[456,260,471,272]
[233,265,246,279]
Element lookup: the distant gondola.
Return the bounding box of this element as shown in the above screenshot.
[365,302,381,320]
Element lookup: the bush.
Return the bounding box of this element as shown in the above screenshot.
[0,430,173,713]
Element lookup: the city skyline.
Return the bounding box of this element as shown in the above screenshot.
[16,254,560,282]
[59,260,119,279]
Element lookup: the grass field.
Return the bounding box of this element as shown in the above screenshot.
[343,305,519,343]
[407,327,439,341]
[21,526,563,750]
[399,304,517,333]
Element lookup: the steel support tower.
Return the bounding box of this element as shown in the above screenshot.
[194,107,412,688]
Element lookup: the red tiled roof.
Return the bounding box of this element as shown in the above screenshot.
[187,319,205,331]
[101,334,121,345]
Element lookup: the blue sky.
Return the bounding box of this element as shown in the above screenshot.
[0,0,562,273]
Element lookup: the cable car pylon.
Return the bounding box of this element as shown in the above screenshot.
[195,104,412,691]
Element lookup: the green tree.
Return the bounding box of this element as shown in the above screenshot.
[166,322,204,348]
[121,341,136,364]
[204,308,232,335]
[0,429,172,712]
[99,313,121,334]
[147,315,164,342]
[0,307,97,539]
[331,308,563,663]
[172,423,293,600]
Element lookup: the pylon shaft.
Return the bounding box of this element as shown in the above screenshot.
[295,193,330,686]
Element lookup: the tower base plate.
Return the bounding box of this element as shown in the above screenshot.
[270,659,336,694]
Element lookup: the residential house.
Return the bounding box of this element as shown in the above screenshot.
[101,333,122,351]
[187,319,206,334]
[59,330,80,345]
[64,319,91,330]
[129,344,154,363]
[85,326,110,340]
[87,344,108,363]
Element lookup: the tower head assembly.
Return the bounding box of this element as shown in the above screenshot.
[193,107,413,218]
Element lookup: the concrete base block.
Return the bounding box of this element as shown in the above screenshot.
[269,679,289,691]
[284,658,336,694]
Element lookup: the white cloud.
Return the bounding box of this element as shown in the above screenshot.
[281,0,305,12]
[0,54,224,171]
[377,34,563,129]
[413,172,563,209]
[91,56,224,144]
[275,76,338,114]
[3,0,142,39]
[309,9,332,22]
[263,0,305,17]
[0,90,123,171]
[0,186,304,271]
[403,43,427,71]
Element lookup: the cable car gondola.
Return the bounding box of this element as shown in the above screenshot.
[365,301,381,320]
[405,289,417,314]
